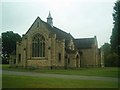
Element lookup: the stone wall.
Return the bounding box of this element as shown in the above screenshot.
[80,44,98,67]
[55,39,65,67]
[27,59,50,68]
[65,52,80,69]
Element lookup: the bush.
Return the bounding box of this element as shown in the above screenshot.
[105,53,119,67]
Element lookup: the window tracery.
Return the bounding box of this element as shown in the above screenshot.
[32,34,45,57]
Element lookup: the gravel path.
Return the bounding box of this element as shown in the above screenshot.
[2,70,118,82]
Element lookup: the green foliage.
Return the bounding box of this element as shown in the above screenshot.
[106,0,120,67]
[101,43,119,67]
[105,53,119,67]
[2,31,21,64]
[96,1,120,67]
[101,43,111,56]
[101,43,111,66]
[110,0,120,55]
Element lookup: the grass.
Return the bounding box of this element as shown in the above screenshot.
[2,74,118,88]
[2,64,119,78]
[2,64,119,88]
[35,68,119,77]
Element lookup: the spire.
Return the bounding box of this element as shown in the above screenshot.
[47,11,52,18]
[47,11,53,27]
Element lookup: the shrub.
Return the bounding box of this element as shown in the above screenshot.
[105,53,119,67]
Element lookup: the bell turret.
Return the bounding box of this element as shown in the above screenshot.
[47,12,53,27]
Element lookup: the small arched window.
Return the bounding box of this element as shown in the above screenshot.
[32,34,45,57]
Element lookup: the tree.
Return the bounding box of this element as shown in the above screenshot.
[110,0,120,55]
[106,53,119,67]
[2,31,21,64]
[101,43,119,67]
[101,43,111,66]
[101,43,111,56]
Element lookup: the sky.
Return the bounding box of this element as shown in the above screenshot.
[1,0,117,48]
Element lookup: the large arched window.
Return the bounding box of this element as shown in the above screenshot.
[32,34,45,57]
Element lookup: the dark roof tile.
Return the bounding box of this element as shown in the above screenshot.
[75,38,95,49]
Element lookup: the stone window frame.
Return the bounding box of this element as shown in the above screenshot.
[32,34,45,57]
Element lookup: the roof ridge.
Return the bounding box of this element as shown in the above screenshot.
[75,37,94,40]
[53,26,68,34]
[25,16,41,35]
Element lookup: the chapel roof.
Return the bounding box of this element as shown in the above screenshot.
[74,37,95,49]
[39,18,73,41]
[52,27,74,43]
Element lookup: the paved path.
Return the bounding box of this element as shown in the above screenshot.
[2,70,118,82]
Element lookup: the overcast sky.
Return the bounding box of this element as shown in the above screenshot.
[1,0,116,47]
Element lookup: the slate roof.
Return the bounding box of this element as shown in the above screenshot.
[75,38,95,49]
[40,18,74,47]
[52,27,74,46]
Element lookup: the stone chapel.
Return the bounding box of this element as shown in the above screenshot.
[10,12,103,69]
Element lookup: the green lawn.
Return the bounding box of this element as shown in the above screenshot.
[2,64,119,78]
[35,68,119,78]
[2,64,119,88]
[2,74,118,88]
